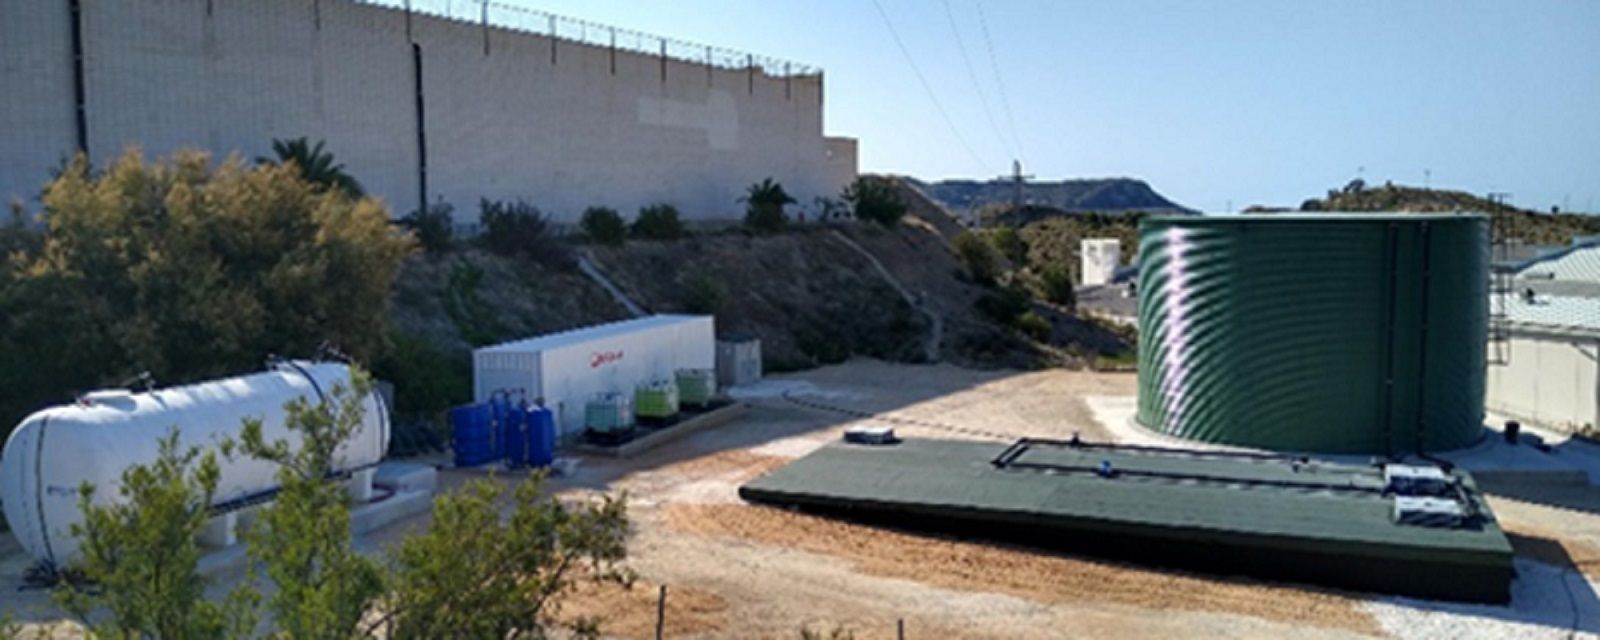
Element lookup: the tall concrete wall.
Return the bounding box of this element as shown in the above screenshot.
[0,0,854,222]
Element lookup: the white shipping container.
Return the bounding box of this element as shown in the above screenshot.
[473,315,715,438]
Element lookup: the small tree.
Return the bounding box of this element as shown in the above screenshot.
[1039,265,1076,308]
[841,177,906,228]
[402,201,455,255]
[380,475,631,638]
[987,227,1027,265]
[742,178,794,234]
[580,206,627,247]
[953,231,999,285]
[680,272,725,315]
[235,374,386,639]
[55,429,257,639]
[260,137,364,198]
[630,203,686,240]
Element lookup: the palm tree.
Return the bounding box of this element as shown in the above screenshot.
[740,178,796,234]
[741,177,796,210]
[261,137,364,198]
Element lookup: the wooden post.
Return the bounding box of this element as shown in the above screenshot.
[898,619,905,640]
[655,584,667,640]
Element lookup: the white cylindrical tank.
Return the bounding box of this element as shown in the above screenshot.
[0,361,388,566]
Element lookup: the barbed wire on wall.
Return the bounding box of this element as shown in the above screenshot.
[354,0,821,78]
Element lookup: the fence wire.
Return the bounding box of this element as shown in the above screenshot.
[355,0,820,77]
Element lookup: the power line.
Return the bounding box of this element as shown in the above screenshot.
[870,0,994,174]
[976,2,1026,164]
[941,0,1014,161]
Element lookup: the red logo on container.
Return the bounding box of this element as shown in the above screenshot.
[590,350,623,368]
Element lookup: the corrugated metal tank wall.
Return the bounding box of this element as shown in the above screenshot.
[1136,214,1488,454]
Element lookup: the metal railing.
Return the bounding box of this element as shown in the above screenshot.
[354,0,821,77]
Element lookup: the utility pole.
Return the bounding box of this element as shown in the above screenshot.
[996,159,1033,212]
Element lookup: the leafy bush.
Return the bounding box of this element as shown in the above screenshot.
[384,475,630,637]
[987,227,1028,264]
[842,176,906,227]
[1040,265,1076,307]
[953,231,999,285]
[1014,311,1052,341]
[631,203,686,240]
[56,430,257,638]
[479,199,572,269]
[259,137,364,198]
[680,272,726,315]
[402,201,455,255]
[0,150,413,445]
[580,206,627,247]
[235,374,385,639]
[742,178,794,234]
[371,330,470,422]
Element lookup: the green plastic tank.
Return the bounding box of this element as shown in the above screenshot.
[1136,213,1488,454]
[634,381,681,420]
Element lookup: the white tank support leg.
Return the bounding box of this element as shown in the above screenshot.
[345,467,376,503]
[198,511,238,548]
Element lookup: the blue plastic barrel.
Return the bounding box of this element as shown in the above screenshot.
[450,403,496,467]
[528,405,556,468]
[505,403,530,468]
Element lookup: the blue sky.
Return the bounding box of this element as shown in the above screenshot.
[525,0,1599,213]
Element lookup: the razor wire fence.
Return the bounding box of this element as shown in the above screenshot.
[354,0,820,77]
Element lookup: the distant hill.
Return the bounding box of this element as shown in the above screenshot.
[1289,180,1600,246]
[909,177,1193,221]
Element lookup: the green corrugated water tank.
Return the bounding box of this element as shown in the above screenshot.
[1136,213,1488,454]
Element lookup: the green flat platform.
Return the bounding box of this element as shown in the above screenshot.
[739,438,1513,603]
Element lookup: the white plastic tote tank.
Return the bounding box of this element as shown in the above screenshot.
[0,361,388,566]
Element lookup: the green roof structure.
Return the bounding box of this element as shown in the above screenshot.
[741,438,1513,602]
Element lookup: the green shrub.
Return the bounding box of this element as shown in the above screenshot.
[1040,265,1076,307]
[580,206,627,247]
[0,150,412,445]
[56,430,256,638]
[988,227,1027,264]
[842,176,906,227]
[386,475,630,637]
[742,178,794,234]
[1014,310,1052,341]
[479,199,572,269]
[631,203,686,240]
[236,375,385,639]
[403,201,455,255]
[953,231,999,285]
[680,272,726,315]
[371,330,470,421]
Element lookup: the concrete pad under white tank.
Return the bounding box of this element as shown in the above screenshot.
[194,461,437,576]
